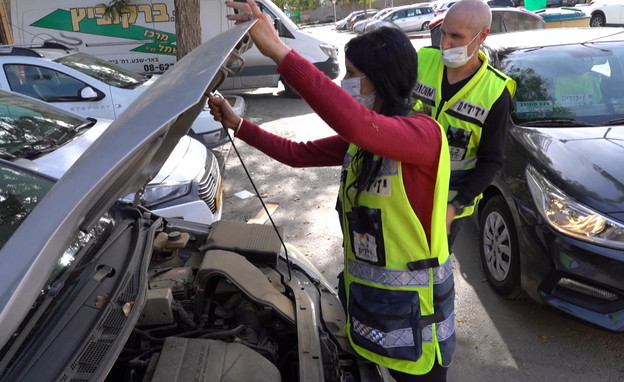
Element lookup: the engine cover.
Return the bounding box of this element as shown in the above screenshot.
[151,337,281,382]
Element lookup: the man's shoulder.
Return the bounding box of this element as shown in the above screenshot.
[418,46,441,61]
[485,64,512,82]
[479,61,516,97]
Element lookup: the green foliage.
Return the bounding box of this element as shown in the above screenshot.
[274,0,328,12]
[100,0,132,18]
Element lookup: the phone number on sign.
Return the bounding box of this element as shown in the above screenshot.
[144,63,175,73]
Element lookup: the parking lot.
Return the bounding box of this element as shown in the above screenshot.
[220,23,624,381]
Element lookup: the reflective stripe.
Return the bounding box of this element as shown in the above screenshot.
[451,156,477,171]
[349,257,453,287]
[353,317,417,347]
[352,311,456,348]
[422,311,455,343]
[433,258,453,285]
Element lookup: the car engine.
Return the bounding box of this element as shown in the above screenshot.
[106,221,358,382]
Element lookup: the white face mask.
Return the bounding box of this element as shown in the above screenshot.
[441,30,481,68]
[341,76,376,109]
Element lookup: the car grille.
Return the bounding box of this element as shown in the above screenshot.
[197,160,219,214]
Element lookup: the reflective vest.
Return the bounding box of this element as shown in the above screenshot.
[413,47,516,218]
[337,133,453,375]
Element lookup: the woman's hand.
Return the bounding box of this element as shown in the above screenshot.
[225,0,291,64]
[208,95,242,132]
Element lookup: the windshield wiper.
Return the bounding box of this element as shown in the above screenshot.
[54,118,97,144]
[120,82,141,89]
[518,118,596,127]
[602,118,624,126]
[21,146,59,159]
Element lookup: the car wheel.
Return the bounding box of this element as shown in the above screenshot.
[479,195,523,298]
[281,77,301,99]
[422,21,430,30]
[590,13,606,27]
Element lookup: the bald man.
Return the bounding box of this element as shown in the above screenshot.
[413,0,516,252]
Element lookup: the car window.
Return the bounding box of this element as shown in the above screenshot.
[0,91,88,159]
[55,52,146,89]
[0,163,54,249]
[4,64,88,102]
[391,10,406,20]
[498,42,624,124]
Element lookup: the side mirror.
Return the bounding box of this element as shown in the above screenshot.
[80,86,101,100]
[274,18,294,39]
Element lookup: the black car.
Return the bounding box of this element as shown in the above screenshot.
[426,8,545,48]
[474,27,624,332]
[487,0,516,7]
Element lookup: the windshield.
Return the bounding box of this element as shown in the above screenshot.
[0,186,113,366]
[497,41,624,126]
[0,92,88,159]
[0,163,54,249]
[55,52,148,88]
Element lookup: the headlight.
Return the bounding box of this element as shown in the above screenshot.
[319,43,337,59]
[526,165,624,249]
[141,182,191,207]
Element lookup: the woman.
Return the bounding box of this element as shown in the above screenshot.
[209,2,454,380]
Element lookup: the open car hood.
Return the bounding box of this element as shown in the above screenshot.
[0,23,254,348]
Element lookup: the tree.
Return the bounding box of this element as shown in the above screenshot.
[173,0,202,60]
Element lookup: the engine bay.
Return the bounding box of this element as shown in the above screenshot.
[106,220,359,382]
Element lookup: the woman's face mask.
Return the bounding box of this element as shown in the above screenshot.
[441,30,482,68]
[341,76,376,109]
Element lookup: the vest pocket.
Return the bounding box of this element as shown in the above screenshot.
[349,282,422,361]
[346,206,386,266]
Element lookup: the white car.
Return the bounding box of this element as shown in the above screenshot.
[0,43,244,148]
[581,0,624,27]
[0,89,222,224]
[431,0,458,16]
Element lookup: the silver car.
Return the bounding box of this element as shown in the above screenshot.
[0,22,383,382]
[366,4,435,33]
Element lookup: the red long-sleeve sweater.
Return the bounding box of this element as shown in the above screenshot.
[236,50,442,240]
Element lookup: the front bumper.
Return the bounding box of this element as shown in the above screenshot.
[519,220,624,331]
[193,95,246,149]
[149,155,222,225]
[314,56,341,80]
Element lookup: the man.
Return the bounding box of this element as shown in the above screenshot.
[412,0,516,248]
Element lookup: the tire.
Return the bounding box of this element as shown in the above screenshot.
[281,77,301,99]
[422,21,429,30]
[590,13,606,27]
[479,195,523,298]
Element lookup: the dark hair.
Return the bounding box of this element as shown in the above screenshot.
[344,27,417,196]
[345,26,417,117]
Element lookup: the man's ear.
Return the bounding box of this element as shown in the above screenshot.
[479,28,491,44]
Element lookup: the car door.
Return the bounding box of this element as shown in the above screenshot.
[2,63,115,120]
[389,9,408,30]
[405,7,426,32]
[604,1,624,25]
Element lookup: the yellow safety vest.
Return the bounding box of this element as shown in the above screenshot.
[338,128,453,375]
[413,47,516,218]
